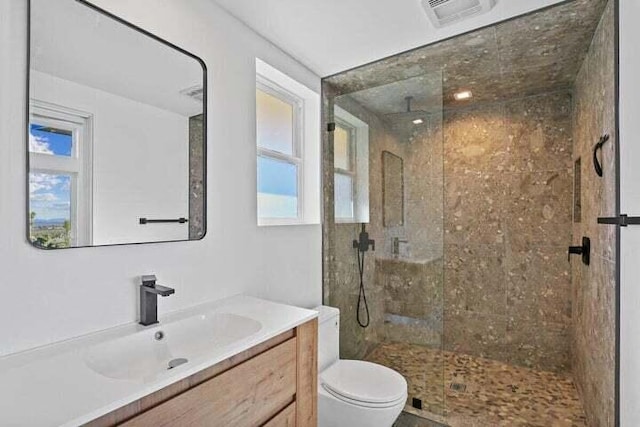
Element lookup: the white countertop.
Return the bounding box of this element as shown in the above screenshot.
[0,295,318,427]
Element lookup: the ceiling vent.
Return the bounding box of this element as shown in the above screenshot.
[421,0,496,28]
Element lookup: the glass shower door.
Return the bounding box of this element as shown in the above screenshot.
[323,68,446,421]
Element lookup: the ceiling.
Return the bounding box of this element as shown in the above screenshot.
[212,0,568,77]
[31,0,204,117]
[330,0,609,111]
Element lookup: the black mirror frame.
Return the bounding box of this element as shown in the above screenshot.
[25,0,208,250]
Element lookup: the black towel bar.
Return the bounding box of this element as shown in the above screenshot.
[139,218,188,224]
[598,214,640,227]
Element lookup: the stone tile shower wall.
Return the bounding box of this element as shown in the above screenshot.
[324,89,575,374]
[189,115,205,240]
[323,90,407,359]
[323,89,575,372]
[571,1,616,426]
[323,85,445,359]
[322,1,615,423]
[376,258,443,348]
[443,92,574,373]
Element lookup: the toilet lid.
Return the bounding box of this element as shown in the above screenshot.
[321,360,407,404]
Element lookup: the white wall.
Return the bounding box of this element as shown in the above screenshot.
[32,71,190,245]
[0,0,322,357]
[619,1,640,425]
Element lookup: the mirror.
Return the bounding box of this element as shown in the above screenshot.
[382,151,404,227]
[27,0,206,249]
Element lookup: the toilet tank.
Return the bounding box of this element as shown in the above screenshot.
[314,305,340,372]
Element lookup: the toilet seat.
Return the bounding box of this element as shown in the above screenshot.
[320,360,407,408]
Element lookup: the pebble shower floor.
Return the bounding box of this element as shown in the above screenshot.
[367,342,587,427]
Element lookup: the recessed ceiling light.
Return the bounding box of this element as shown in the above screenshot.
[412,118,424,125]
[454,90,473,101]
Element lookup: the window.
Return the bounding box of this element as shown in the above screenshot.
[256,58,321,226]
[333,106,370,223]
[334,122,356,220]
[256,80,303,222]
[29,102,92,248]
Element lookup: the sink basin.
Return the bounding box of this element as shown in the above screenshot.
[84,312,262,381]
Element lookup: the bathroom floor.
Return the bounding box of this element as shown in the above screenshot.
[394,412,447,427]
[366,342,587,427]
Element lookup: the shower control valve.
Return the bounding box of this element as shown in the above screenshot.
[353,224,375,253]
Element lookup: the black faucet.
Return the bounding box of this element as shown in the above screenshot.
[139,275,175,326]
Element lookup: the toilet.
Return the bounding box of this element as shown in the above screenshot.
[315,306,407,427]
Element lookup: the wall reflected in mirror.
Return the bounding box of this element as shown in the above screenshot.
[28,0,206,248]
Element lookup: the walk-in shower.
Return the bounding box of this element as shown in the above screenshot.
[322,0,617,426]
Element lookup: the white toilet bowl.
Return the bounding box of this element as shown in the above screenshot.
[318,359,407,427]
[315,306,407,427]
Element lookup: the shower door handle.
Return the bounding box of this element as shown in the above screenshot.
[592,134,609,177]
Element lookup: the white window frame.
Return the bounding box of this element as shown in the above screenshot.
[334,105,370,224]
[255,58,321,227]
[334,119,357,222]
[256,75,305,226]
[29,101,93,246]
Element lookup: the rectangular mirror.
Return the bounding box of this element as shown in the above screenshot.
[27,0,207,249]
[382,150,404,227]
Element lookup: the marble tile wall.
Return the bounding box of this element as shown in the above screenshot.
[324,89,575,374]
[323,88,407,359]
[571,1,616,426]
[324,0,608,110]
[189,115,205,240]
[324,90,575,373]
[322,4,616,422]
[323,73,447,358]
[376,258,443,347]
[443,91,574,373]
[322,85,365,359]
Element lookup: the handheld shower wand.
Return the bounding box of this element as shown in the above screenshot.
[353,224,375,328]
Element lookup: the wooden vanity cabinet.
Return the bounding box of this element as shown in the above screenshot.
[85,319,317,427]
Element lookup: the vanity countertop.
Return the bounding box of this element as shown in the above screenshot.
[0,295,318,427]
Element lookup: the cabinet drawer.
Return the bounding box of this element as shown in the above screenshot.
[263,402,296,427]
[122,338,297,427]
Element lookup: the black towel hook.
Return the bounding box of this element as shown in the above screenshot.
[593,134,610,177]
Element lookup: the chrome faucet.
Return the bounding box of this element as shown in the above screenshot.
[139,275,175,326]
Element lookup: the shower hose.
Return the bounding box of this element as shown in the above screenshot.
[356,244,370,328]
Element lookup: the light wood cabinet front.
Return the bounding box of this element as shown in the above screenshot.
[122,339,297,427]
[263,403,296,427]
[84,319,317,427]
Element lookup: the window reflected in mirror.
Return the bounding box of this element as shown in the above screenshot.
[28,0,206,248]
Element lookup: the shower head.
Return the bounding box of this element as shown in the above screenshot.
[381,96,432,144]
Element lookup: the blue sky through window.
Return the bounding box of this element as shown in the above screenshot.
[28,123,73,223]
[29,124,73,156]
[29,173,71,223]
[257,156,298,218]
[258,156,297,196]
